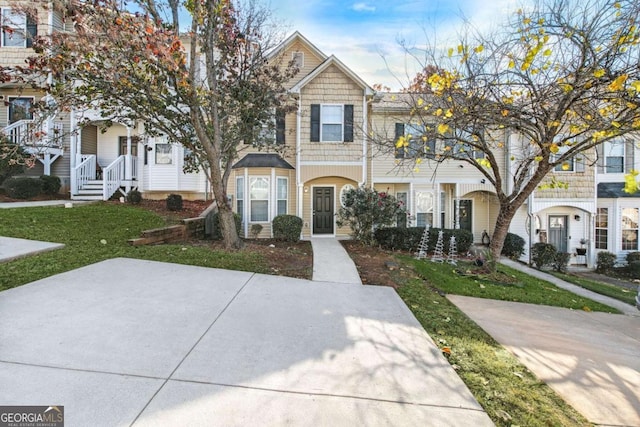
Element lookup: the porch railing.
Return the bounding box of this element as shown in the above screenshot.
[72,154,97,196]
[3,119,64,150]
[103,155,126,200]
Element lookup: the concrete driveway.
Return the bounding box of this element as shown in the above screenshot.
[449,295,640,427]
[0,258,492,426]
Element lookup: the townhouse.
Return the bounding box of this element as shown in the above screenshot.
[2,2,638,266]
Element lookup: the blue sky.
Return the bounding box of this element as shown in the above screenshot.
[269,0,519,90]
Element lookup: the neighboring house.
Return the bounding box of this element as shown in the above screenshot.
[2,3,638,266]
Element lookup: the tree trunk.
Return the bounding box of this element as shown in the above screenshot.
[487,203,518,271]
[209,159,243,250]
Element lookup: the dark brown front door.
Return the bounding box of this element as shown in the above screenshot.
[313,187,334,234]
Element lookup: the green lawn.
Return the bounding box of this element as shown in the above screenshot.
[0,203,267,291]
[549,271,637,306]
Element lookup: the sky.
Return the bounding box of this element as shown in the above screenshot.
[268,0,521,90]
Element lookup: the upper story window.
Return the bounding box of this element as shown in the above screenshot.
[551,144,584,172]
[394,123,435,159]
[446,128,485,160]
[8,97,33,124]
[310,104,354,143]
[292,51,304,69]
[1,9,37,48]
[252,109,286,146]
[604,138,625,173]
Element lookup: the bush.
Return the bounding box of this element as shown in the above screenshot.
[501,232,525,259]
[272,215,303,242]
[4,177,43,199]
[250,223,263,238]
[627,260,640,279]
[626,251,640,263]
[0,137,31,184]
[127,189,142,204]
[531,242,557,269]
[336,186,405,245]
[166,194,183,211]
[596,251,617,273]
[209,212,242,240]
[374,227,472,254]
[39,175,61,195]
[553,252,571,273]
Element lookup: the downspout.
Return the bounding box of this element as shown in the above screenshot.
[361,94,368,186]
[295,94,303,219]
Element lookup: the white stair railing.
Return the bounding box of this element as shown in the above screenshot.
[72,154,96,196]
[3,119,65,150]
[103,156,125,200]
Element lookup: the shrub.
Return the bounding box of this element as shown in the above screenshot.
[627,260,640,279]
[374,227,472,254]
[250,223,263,238]
[336,186,405,246]
[553,252,571,273]
[501,232,525,259]
[4,177,43,199]
[0,137,32,184]
[209,212,242,240]
[531,242,557,269]
[272,215,303,242]
[166,194,183,211]
[39,175,61,195]
[626,251,640,263]
[596,251,617,273]
[127,189,142,204]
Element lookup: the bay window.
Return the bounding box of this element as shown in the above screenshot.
[250,177,269,222]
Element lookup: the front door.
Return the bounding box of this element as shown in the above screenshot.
[313,187,334,234]
[457,199,472,232]
[549,215,568,252]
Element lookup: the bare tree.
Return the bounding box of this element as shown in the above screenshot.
[374,0,640,266]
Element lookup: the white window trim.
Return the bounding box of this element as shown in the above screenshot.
[249,176,270,223]
[604,139,625,174]
[2,8,28,48]
[621,207,639,251]
[236,176,245,221]
[552,145,575,172]
[276,177,288,216]
[320,104,344,142]
[595,207,608,250]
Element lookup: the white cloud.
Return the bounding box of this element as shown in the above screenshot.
[352,2,376,13]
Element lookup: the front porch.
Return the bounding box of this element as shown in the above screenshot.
[3,119,65,176]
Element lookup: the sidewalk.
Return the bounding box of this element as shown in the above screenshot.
[310,238,362,284]
[0,200,92,208]
[500,258,639,316]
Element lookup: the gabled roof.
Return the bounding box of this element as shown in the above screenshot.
[597,182,635,198]
[266,31,328,63]
[290,54,374,96]
[232,153,294,169]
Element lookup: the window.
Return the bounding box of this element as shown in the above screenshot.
[340,184,355,208]
[415,192,434,227]
[449,128,485,159]
[236,176,244,221]
[440,192,446,227]
[622,207,638,251]
[276,177,288,216]
[394,123,435,159]
[396,192,407,228]
[604,139,624,173]
[155,143,172,164]
[292,51,304,68]
[253,109,285,146]
[552,141,584,172]
[595,208,608,250]
[118,136,139,156]
[1,9,37,48]
[8,97,33,124]
[249,177,269,222]
[310,104,353,142]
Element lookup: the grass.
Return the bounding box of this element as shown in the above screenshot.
[397,278,590,426]
[549,271,637,306]
[403,256,620,313]
[0,203,268,291]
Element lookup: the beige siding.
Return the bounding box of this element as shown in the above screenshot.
[0,1,51,68]
[299,65,365,163]
[535,149,596,199]
[300,165,361,183]
[274,40,326,90]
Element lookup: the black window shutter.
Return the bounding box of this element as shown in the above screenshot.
[310,104,320,142]
[394,123,405,159]
[275,109,285,145]
[26,16,37,48]
[343,104,354,142]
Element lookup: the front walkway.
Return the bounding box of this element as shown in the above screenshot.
[310,238,362,284]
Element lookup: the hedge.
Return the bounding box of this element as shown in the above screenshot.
[4,177,43,199]
[272,215,303,242]
[374,227,473,254]
[39,175,61,195]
